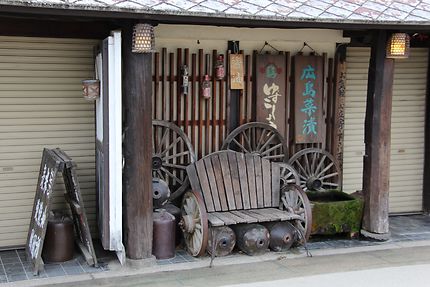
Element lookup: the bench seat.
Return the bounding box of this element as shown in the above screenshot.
[207,208,302,227]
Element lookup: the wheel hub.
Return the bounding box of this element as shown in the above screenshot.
[180,215,196,233]
[152,156,163,170]
[306,177,322,190]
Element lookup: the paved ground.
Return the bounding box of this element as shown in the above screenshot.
[35,244,430,287]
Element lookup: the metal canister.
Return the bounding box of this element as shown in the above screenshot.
[152,209,176,259]
[42,212,74,262]
[164,203,182,246]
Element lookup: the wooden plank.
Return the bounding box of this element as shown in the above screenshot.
[161,48,167,120]
[195,160,215,212]
[236,153,250,209]
[198,49,204,158]
[207,213,225,227]
[228,151,243,209]
[261,158,272,207]
[210,212,236,225]
[205,53,211,155]
[245,153,257,208]
[253,156,264,208]
[423,48,430,213]
[362,30,393,235]
[218,211,245,223]
[211,155,229,211]
[204,157,221,211]
[219,152,236,210]
[184,48,190,136]
[186,164,202,194]
[230,210,258,223]
[240,209,266,222]
[154,52,160,119]
[246,209,275,222]
[271,162,281,207]
[285,52,291,145]
[219,52,226,147]
[177,48,182,128]
[191,53,197,150]
[212,50,218,152]
[255,208,297,221]
[169,52,175,123]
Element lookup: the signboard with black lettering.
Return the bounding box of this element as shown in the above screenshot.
[26,149,63,275]
[26,148,97,275]
[294,55,324,143]
[255,54,287,137]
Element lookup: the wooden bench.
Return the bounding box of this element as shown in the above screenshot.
[187,150,302,226]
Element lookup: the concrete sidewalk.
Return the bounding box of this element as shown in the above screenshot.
[10,240,430,287]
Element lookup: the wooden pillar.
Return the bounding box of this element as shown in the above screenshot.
[122,23,153,259]
[423,49,430,213]
[362,30,394,238]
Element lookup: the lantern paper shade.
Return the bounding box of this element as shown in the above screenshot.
[82,79,100,101]
[132,23,155,53]
[386,33,410,59]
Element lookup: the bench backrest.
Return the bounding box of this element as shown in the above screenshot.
[186,150,281,212]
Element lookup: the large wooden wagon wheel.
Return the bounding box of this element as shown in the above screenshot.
[221,122,288,162]
[288,148,340,192]
[280,184,312,241]
[278,163,300,188]
[152,120,197,201]
[180,191,209,257]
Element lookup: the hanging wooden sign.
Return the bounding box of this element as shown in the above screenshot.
[294,55,324,144]
[229,53,244,90]
[26,148,98,275]
[255,54,287,136]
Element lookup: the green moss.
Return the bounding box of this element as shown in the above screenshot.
[307,190,364,235]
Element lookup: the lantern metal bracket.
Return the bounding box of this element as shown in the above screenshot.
[298,42,320,56]
[259,41,280,54]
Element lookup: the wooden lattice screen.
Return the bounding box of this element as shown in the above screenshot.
[152,48,340,160]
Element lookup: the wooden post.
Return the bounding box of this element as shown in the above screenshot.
[122,23,154,259]
[423,49,430,213]
[227,41,240,133]
[362,30,394,238]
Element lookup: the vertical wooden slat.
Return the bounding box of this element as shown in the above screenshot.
[212,50,218,152]
[285,52,291,150]
[262,158,272,207]
[322,52,328,151]
[205,53,211,155]
[162,48,167,120]
[245,54,252,123]
[176,48,182,128]
[326,58,334,154]
[219,51,226,147]
[204,157,221,211]
[236,153,250,209]
[191,53,197,152]
[195,160,215,212]
[169,52,175,123]
[211,155,229,211]
[228,151,243,210]
[254,156,264,208]
[219,152,236,210]
[198,49,204,158]
[225,50,231,136]
[239,50,244,125]
[271,162,280,207]
[184,49,190,136]
[245,153,257,209]
[154,52,160,120]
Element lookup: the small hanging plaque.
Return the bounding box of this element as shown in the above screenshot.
[229,53,244,90]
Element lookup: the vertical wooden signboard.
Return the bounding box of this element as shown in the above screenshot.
[294,55,324,143]
[26,149,62,275]
[255,54,287,137]
[229,53,244,90]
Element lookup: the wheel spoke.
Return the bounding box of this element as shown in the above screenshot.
[258,134,276,153]
[323,182,339,187]
[316,162,334,178]
[314,155,327,176]
[319,172,338,181]
[295,160,309,177]
[160,167,184,184]
[263,154,285,160]
[160,136,182,157]
[310,152,317,174]
[242,131,253,152]
[233,138,250,153]
[303,152,311,176]
[260,143,283,156]
[163,150,191,161]
[256,129,267,151]
[156,170,166,181]
[156,128,169,154]
[162,162,187,170]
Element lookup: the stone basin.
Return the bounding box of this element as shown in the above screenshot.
[307,190,364,237]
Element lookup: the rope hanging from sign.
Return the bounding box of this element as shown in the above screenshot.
[258,41,280,54]
[298,42,320,56]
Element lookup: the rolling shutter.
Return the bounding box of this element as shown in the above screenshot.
[343,47,428,213]
[0,36,98,248]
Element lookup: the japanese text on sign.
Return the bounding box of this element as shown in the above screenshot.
[300,65,318,136]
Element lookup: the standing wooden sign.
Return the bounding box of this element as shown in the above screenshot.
[26,148,98,275]
[255,54,287,137]
[229,53,244,90]
[294,55,324,143]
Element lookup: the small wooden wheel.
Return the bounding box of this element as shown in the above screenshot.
[180,191,209,257]
[278,163,300,188]
[221,122,287,162]
[152,120,197,201]
[280,184,312,241]
[288,148,340,192]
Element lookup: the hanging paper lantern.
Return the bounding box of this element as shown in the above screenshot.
[201,75,211,99]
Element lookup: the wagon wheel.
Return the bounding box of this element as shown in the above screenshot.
[280,184,312,241]
[278,163,300,188]
[180,191,209,257]
[288,148,340,192]
[152,120,197,201]
[221,122,287,162]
